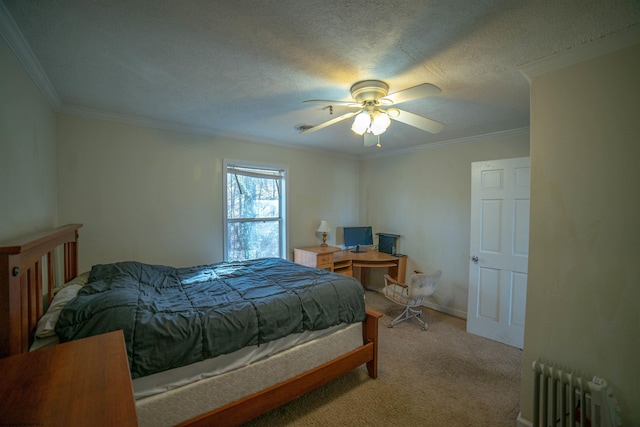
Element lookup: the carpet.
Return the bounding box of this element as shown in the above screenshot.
[245,290,523,426]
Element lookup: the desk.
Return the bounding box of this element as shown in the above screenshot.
[294,246,406,288]
[335,250,406,288]
[0,331,138,426]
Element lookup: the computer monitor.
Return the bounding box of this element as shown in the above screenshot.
[343,226,373,253]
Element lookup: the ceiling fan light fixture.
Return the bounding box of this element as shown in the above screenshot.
[351,111,370,135]
[369,111,391,135]
[301,81,444,144]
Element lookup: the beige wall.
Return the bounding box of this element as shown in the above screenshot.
[520,43,640,425]
[0,37,57,241]
[55,117,530,317]
[360,132,530,316]
[56,114,360,271]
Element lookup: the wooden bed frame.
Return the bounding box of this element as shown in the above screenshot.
[0,224,381,427]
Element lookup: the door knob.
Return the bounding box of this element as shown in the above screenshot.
[471,255,478,264]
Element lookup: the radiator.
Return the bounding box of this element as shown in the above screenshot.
[531,359,622,427]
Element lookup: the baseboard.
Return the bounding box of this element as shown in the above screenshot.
[516,412,533,427]
[368,289,467,320]
[421,301,467,320]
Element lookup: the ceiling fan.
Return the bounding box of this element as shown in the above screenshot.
[300,80,444,147]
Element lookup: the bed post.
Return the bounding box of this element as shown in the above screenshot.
[0,249,18,357]
[0,224,82,357]
[364,308,382,379]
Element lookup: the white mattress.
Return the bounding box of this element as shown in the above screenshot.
[136,321,363,427]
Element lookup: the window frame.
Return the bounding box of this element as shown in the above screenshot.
[222,159,288,262]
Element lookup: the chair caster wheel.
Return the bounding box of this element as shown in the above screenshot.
[388,324,394,328]
[421,327,427,331]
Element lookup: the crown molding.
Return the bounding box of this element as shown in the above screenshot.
[0,2,61,109]
[58,103,221,137]
[58,104,357,160]
[519,24,640,79]
[361,127,530,160]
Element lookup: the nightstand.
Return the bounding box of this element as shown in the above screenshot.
[0,330,138,426]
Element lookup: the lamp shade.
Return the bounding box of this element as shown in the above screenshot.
[316,220,331,233]
[351,112,370,135]
[369,111,391,135]
[351,110,391,136]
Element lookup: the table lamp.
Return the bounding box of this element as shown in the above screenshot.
[316,220,331,247]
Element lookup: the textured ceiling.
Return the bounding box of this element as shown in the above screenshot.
[2,0,639,157]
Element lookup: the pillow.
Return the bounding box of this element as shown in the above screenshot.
[30,334,59,351]
[53,271,90,295]
[35,284,82,338]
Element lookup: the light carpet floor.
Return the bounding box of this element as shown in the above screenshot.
[245,290,523,427]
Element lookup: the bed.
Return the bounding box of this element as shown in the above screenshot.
[0,224,381,426]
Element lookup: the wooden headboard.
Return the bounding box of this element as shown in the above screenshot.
[0,224,82,357]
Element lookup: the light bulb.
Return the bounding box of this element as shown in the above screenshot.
[351,112,371,135]
[369,111,391,135]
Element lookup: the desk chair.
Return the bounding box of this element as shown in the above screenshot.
[383,270,442,330]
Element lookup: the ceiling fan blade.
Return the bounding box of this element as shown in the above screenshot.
[303,99,361,108]
[299,110,361,135]
[380,83,442,105]
[363,132,378,147]
[390,109,445,134]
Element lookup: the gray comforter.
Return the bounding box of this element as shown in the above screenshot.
[55,258,366,379]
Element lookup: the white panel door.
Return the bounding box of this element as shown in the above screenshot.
[467,157,530,348]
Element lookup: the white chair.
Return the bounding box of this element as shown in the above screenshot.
[383,270,442,330]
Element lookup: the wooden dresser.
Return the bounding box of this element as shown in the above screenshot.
[0,330,138,426]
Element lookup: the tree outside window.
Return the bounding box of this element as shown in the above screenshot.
[224,162,286,261]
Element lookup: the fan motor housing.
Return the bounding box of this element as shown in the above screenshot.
[350,80,389,103]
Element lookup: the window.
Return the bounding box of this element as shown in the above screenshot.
[223,160,287,261]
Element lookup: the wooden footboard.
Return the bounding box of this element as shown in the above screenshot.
[180,308,382,427]
[0,224,82,357]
